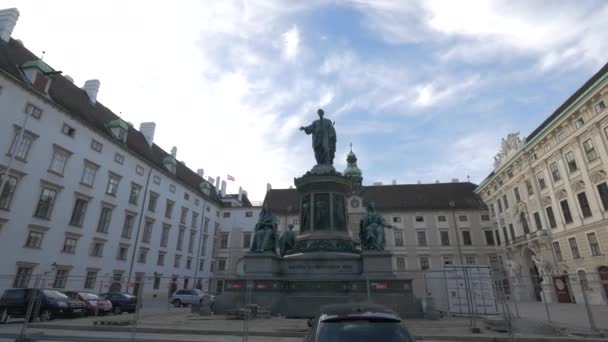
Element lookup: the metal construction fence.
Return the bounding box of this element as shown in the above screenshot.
[0,268,606,341]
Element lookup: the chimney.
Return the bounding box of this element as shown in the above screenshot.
[435,180,440,184]
[266,183,272,192]
[0,8,19,43]
[221,180,227,197]
[392,179,397,185]
[417,180,421,184]
[238,187,243,202]
[207,176,214,184]
[139,122,156,147]
[451,178,459,183]
[64,75,74,83]
[197,169,204,178]
[82,79,100,103]
[215,177,221,193]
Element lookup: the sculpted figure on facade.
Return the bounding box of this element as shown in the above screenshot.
[505,259,521,284]
[532,255,551,284]
[494,132,525,170]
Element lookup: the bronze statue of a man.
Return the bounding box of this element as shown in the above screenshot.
[300,109,337,166]
[279,224,296,256]
[250,203,278,254]
[359,202,396,251]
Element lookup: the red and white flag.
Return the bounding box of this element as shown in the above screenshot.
[227,174,235,181]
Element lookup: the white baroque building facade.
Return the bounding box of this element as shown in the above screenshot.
[0,8,224,298]
[475,61,608,305]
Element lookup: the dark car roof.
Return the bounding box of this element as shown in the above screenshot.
[319,303,400,318]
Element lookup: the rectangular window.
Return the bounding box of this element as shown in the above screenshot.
[97,207,113,233]
[525,179,534,196]
[25,103,42,118]
[569,237,581,259]
[148,192,158,212]
[465,256,476,265]
[0,175,17,210]
[531,153,538,162]
[137,248,148,264]
[598,182,608,211]
[165,200,174,218]
[9,132,34,160]
[90,241,104,257]
[106,174,120,196]
[180,207,189,224]
[575,118,585,129]
[153,275,161,290]
[157,252,166,266]
[533,212,542,230]
[186,257,192,269]
[114,153,124,164]
[80,163,97,187]
[550,162,561,182]
[84,271,97,289]
[177,229,185,251]
[142,220,153,243]
[509,224,515,241]
[513,187,521,202]
[419,256,430,270]
[462,231,472,245]
[560,200,573,224]
[537,171,546,190]
[52,269,69,288]
[394,230,404,247]
[161,224,170,247]
[583,139,598,162]
[443,256,453,265]
[62,123,75,137]
[69,198,88,227]
[396,257,406,271]
[587,232,602,256]
[223,212,230,218]
[129,184,141,205]
[553,241,563,261]
[199,259,205,271]
[440,231,450,246]
[484,230,495,246]
[495,230,501,245]
[169,184,176,193]
[62,237,77,254]
[117,245,128,260]
[153,175,161,185]
[34,188,57,219]
[188,230,196,253]
[481,214,490,221]
[191,212,199,228]
[502,226,508,242]
[136,165,144,175]
[490,204,496,216]
[546,206,557,228]
[25,230,44,248]
[122,214,135,239]
[458,215,468,222]
[595,100,606,113]
[184,193,190,200]
[557,130,566,141]
[565,151,578,173]
[415,216,424,222]
[13,267,33,288]
[245,211,253,217]
[437,215,447,222]
[392,217,402,223]
[417,231,427,246]
[497,199,503,213]
[243,232,252,249]
[577,192,592,218]
[218,258,227,271]
[502,195,509,209]
[174,254,182,268]
[49,149,69,175]
[90,139,103,152]
[220,233,229,249]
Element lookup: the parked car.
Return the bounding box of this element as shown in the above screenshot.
[0,288,86,322]
[98,292,136,314]
[170,289,213,307]
[64,291,112,316]
[304,303,414,342]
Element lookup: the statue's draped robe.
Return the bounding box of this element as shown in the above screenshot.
[360,209,387,250]
[303,118,336,165]
[250,209,277,253]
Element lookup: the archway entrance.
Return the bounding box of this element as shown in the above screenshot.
[599,266,608,302]
[523,248,542,301]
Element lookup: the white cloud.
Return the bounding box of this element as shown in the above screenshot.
[413,75,481,108]
[282,25,300,60]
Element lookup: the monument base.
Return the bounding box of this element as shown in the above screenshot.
[362,251,395,277]
[242,253,281,277]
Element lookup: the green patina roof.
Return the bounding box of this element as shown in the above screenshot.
[163,155,177,165]
[108,118,130,130]
[21,59,53,73]
[344,150,362,177]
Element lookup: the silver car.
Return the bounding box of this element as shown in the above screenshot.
[171,289,213,307]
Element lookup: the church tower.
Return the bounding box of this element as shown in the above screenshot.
[344,144,363,193]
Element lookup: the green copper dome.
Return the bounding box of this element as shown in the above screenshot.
[344,147,362,178]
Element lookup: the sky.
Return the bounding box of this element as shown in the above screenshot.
[5,0,608,201]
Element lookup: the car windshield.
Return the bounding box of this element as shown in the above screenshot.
[317,321,412,342]
[2,289,27,299]
[42,290,68,299]
[79,293,99,300]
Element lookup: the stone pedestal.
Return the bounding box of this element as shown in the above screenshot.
[242,253,281,277]
[362,251,394,277]
[282,252,362,276]
[540,283,557,303]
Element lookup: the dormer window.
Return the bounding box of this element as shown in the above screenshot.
[107,119,129,143]
[20,59,54,94]
[163,147,178,175]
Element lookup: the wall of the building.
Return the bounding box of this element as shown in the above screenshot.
[0,73,219,297]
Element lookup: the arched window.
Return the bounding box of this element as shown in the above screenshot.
[520,212,530,234]
[577,269,590,291]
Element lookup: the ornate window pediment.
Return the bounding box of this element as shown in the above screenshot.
[555,189,568,201]
[572,180,586,193]
[541,196,552,207]
[590,170,606,184]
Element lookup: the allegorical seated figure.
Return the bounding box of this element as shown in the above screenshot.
[359,202,396,251]
[250,203,278,254]
[279,224,296,256]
